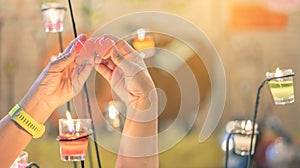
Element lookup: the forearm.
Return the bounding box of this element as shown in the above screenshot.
[0,115,32,167]
[18,74,54,124]
[0,95,53,167]
[116,118,158,168]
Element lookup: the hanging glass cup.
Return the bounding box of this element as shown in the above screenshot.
[232,120,259,156]
[41,3,66,33]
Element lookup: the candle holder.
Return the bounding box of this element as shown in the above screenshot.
[103,101,126,131]
[132,28,156,58]
[266,68,295,105]
[41,3,66,33]
[10,151,40,168]
[233,120,259,156]
[246,68,295,168]
[57,119,93,162]
[225,120,258,168]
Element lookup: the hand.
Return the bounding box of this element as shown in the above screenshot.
[95,35,157,121]
[19,34,94,123]
[94,35,158,168]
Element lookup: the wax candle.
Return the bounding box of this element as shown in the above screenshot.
[266,68,294,105]
[58,117,92,161]
[233,120,258,156]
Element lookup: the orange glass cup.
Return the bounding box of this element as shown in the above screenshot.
[58,119,92,161]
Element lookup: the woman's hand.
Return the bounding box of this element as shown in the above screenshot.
[95,35,158,168]
[19,34,94,123]
[94,35,157,114]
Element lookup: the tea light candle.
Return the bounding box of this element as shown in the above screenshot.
[58,111,92,161]
[132,28,155,58]
[41,3,66,33]
[233,120,258,156]
[266,68,295,105]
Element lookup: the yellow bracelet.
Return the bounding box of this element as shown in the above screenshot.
[9,104,45,139]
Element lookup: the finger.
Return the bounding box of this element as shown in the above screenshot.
[115,39,139,57]
[50,35,87,69]
[76,39,96,65]
[95,57,116,77]
[100,57,116,70]
[102,34,120,42]
[110,46,141,76]
[94,37,115,59]
[56,34,87,60]
[93,34,119,56]
[114,39,145,67]
[64,34,87,55]
[102,34,139,58]
[72,63,94,95]
[95,63,113,82]
[75,37,87,53]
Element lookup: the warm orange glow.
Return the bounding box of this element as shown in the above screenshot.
[230,3,287,31]
[132,36,155,51]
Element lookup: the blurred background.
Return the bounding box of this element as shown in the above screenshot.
[1,0,300,167]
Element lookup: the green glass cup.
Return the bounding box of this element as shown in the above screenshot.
[266,68,294,105]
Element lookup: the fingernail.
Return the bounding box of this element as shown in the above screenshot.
[75,38,87,53]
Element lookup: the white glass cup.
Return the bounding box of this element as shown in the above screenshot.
[41,3,66,33]
[10,151,28,168]
[232,120,259,156]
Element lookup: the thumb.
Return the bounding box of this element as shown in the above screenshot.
[110,46,142,76]
[51,34,87,69]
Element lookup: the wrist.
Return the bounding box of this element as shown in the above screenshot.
[19,94,54,124]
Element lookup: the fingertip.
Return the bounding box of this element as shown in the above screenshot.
[102,34,120,42]
[110,46,124,65]
[75,37,87,54]
[77,34,87,41]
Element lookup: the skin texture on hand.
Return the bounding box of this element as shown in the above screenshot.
[19,34,95,123]
[94,35,159,168]
[95,35,156,111]
[0,34,158,168]
[0,34,95,168]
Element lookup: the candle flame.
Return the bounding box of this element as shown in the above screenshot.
[66,110,75,133]
[75,121,81,133]
[137,28,146,41]
[241,120,253,131]
[275,67,283,77]
[245,120,252,131]
[108,104,118,120]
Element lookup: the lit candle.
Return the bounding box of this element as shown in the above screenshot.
[41,3,66,33]
[58,111,92,161]
[266,67,295,105]
[108,103,120,128]
[132,28,155,58]
[233,120,258,156]
[275,67,283,77]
